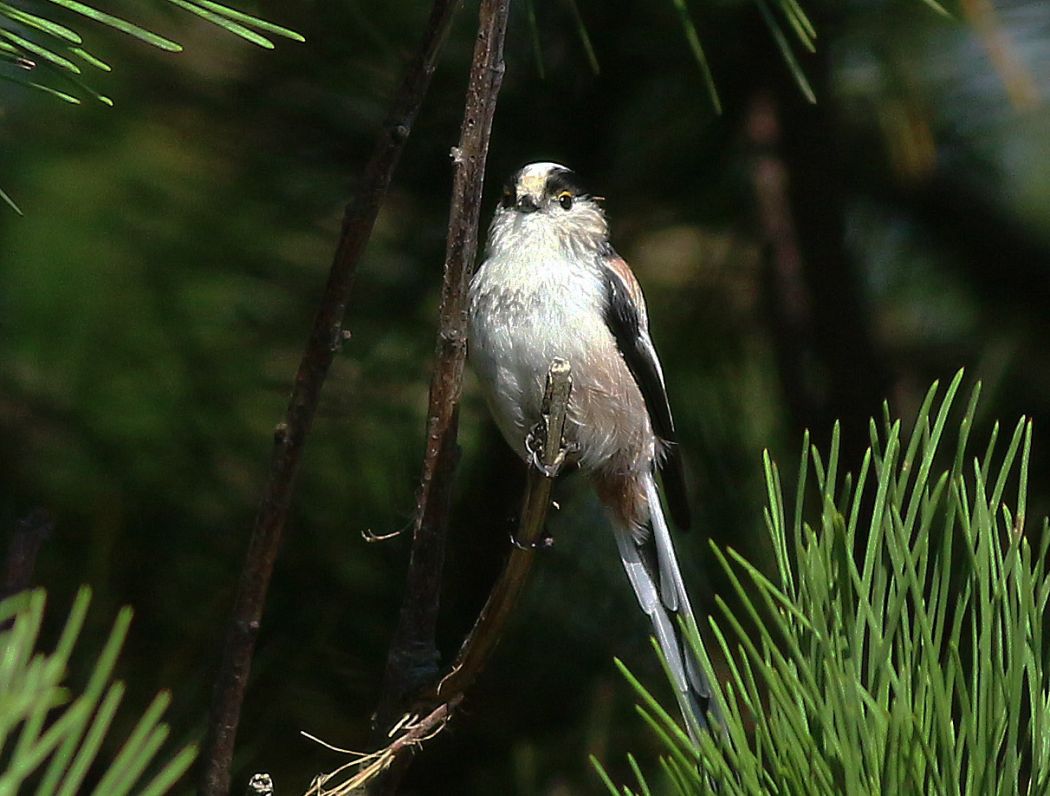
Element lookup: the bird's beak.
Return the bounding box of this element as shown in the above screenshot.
[516,194,540,214]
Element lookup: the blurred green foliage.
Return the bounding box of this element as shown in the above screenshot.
[2,0,1050,793]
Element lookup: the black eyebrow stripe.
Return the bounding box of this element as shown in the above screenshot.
[544,169,589,197]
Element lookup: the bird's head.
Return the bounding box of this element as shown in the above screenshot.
[490,162,608,248]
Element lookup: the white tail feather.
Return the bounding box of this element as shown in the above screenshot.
[612,472,721,741]
[645,474,698,633]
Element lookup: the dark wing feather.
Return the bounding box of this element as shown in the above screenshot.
[600,254,692,530]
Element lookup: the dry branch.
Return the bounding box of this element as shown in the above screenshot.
[434,358,572,699]
[306,696,463,796]
[198,3,461,793]
[317,360,572,795]
[373,0,511,738]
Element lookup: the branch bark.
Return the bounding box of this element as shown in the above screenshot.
[316,361,571,796]
[372,0,510,740]
[309,696,465,796]
[433,359,572,701]
[197,3,461,793]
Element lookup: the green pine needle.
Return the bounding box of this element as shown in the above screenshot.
[41,0,183,51]
[0,184,23,214]
[0,70,81,102]
[524,0,545,79]
[0,27,81,73]
[601,370,1050,795]
[0,1,81,43]
[590,755,622,796]
[0,1,303,212]
[561,0,599,75]
[69,46,111,71]
[918,0,952,17]
[669,0,722,115]
[187,0,306,42]
[56,66,114,104]
[0,588,195,794]
[754,0,815,104]
[164,0,275,49]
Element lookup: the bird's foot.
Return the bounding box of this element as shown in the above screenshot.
[525,422,577,478]
[524,423,549,471]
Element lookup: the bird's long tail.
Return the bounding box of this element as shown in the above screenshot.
[613,471,722,742]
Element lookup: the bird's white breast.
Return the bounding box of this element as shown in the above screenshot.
[468,225,654,473]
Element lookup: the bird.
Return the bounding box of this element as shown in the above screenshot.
[467,161,721,739]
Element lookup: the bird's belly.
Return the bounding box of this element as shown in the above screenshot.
[469,284,653,474]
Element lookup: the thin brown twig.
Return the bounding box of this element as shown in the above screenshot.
[372,0,511,745]
[197,3,461,794]
[305,696,464,796]
[319,360,572,794]
[434,358,572,699]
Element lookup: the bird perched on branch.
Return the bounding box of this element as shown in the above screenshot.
[468,161,721,739]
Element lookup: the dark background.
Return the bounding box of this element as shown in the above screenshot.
[2,0,1049,792]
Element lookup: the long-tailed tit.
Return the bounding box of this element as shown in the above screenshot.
[468,161,720,737]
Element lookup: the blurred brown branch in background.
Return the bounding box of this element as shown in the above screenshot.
[370,0,511,787]
[962,0,1041,111]
[744,31,892,464]
[197,2,462,793]
[746,91,818,438]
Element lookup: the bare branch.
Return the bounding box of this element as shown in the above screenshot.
[197,3,461,793]
[305,696,463,796]
[434,358,572,700]
[321,360,572,794]
[373,0,511,739]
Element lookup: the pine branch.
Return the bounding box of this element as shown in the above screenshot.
[196,3,461,794]
[603,374,1050,794]
[0,2,304,210]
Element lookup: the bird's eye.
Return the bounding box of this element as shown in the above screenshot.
[557,191,573,210]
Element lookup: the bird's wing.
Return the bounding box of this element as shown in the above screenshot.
[600,251,691,530]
